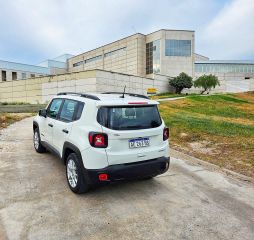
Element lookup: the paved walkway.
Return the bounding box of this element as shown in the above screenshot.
[0,117,254,240]
[156,96,186,101]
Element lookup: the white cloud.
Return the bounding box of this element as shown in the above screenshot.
[199,0,254,59]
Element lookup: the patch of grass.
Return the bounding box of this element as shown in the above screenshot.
[249,159,254,167]
[0,113,33,129]
[163,112,254,137]
[151,93,183,99]
[181,104,254,120]
[163,94,254,120]
[189,94,249,103]
[0,101,31,105]
[159,92,254,177]
[0,104,47,113]
[151,92,198,100]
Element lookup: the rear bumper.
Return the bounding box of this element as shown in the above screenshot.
[85,156,170,185]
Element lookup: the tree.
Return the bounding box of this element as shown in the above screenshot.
[194,74,220,94]
[169,72,193,94]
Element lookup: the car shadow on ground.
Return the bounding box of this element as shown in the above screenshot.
[40,150,172,200]
[77,176,171,200]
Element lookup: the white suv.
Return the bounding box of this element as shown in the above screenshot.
[33,92,170,193]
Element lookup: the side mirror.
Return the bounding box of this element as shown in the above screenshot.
[39,109,47,118]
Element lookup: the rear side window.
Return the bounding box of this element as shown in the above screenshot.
[97,105,162,130]
[47,99,63,119]
[75,102,84,120]
[59,99,78,122]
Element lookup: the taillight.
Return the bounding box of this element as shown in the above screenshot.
[88,132,108,148]
[98,173,108,181]
[163,127,169,141]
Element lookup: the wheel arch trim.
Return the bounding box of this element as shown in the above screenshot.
[62,142,83,165]
[33,121,39,132]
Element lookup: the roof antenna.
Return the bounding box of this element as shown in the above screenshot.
[121,85,126,98]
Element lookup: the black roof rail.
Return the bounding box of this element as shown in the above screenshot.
[102,92,149,99]
[57,92,100,100]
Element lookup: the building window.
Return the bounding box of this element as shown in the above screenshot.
[146,42,153,74]
[31,74,35,78]
[85,55,102,64]
[22,73,26,79]
[73,61,84,67]
[195,63,254,73]
[1,71,7,81]
[104,47,126,58]
[146,40,161,74]
[73,54,103,67]
[12,72,17,80]
[72,48,127,68]
[153,40,160,74]
[165,39,191,56]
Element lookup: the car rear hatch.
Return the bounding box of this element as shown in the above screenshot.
[96,101,168,165]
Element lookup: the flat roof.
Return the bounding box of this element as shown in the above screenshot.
[0,59,49,74]
[146,29,195,36]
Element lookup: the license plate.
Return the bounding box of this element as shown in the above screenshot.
[129,138,150,148]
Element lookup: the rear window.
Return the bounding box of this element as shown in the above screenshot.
[97,105,162,130]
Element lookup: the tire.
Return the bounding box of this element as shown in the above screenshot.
[66,153,89,194]
[33,128,46,153]
[141,176,154,180]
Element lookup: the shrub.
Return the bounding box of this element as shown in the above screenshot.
[194,74,220,94]
[169,72,193,94]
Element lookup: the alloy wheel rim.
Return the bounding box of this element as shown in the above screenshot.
[34,132,39,150]
[67,159,78,188]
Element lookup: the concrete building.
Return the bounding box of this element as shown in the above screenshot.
[68,29,195,78]
[67,29,254,93]
[38,54,73,75]
[0,60,49,82]
[195,60,254,93]
[0,54,73,82]
[1,29,254,103]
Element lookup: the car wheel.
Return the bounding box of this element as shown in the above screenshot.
[33,128,46,153]
[141,176,154,180]
[66,153,89,194]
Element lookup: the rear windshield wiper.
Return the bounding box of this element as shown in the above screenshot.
[124,125,147,129]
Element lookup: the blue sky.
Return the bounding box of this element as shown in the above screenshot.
[0,0,253,64]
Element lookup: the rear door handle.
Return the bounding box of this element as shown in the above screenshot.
[62,129,69,134]
[48,123,53,127]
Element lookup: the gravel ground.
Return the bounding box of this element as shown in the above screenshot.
[0,117,254,240]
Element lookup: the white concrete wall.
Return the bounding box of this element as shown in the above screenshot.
[41,77,97,103]
[95,70,169,95]
[40,70,170,103]
[184,72,254,94]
